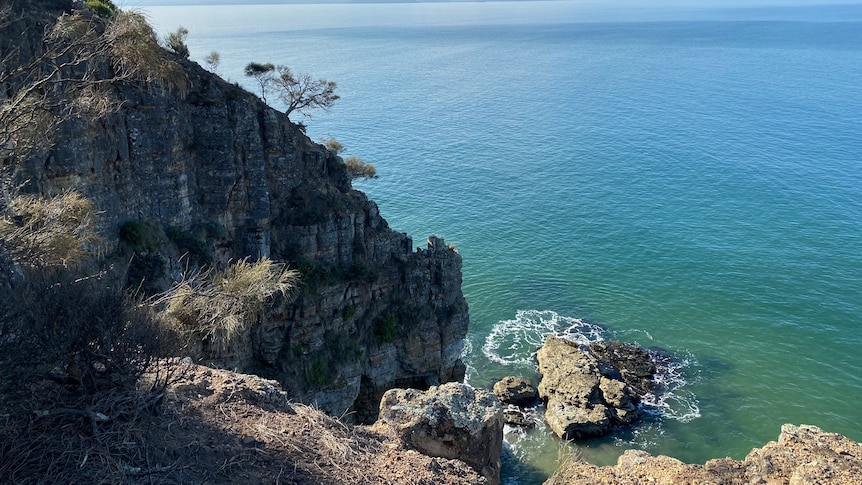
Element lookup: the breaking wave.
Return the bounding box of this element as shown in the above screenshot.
[639,348,701,423]
[482,309,605,366]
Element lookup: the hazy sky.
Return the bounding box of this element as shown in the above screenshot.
[123,0,862,6]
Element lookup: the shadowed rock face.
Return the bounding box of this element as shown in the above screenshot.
[588,340,656,398]
[7,2,469,420]
[493,376,538,407]
[375,383,504,485]
[546,424,862,485]
[536,335,648,439]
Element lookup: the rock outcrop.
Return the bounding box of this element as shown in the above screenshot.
[5,0,469,420]
[588,340,656,398]
[493,376,538,407]
[375,383,504,484]
[546,424,862,485]
[537,335,652,439]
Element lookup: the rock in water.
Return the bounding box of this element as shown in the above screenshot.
[375,383,504,484]
[536,335,647,439]
[493,376,539,407]
[588,340,656,397]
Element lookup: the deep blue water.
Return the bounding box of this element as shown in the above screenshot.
[143,3,862,482]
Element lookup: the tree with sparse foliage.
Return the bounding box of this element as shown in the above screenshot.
[243,62,338,119]
[204,50,220,72]
[164,25,190,58]
[244,62,275,103]
[273,65,339,119]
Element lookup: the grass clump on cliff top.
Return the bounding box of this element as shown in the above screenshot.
[321,138,377,180]
[154,257,299,352]
[85,0,118,18]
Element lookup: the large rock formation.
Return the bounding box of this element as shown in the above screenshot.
[546,424,862,485]
[375,383,504,484]
[537,335,652,439]
[4,0,469,420]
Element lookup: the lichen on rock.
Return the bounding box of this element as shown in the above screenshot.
[375,382,504,484]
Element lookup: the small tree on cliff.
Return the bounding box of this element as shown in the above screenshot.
[273,65,339,119]
[164,25,190,58]
[244,62,338,119]
[322,138,377,180]
[244,62,275,103]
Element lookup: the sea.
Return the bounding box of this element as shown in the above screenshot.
[135,2,862,483]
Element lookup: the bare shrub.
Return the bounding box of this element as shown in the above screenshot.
[0,269,168,397]
[154,257,299,352]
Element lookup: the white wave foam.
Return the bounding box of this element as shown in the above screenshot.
[482,310,605,366]
[639,350,701,422]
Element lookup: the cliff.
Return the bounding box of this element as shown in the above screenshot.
[3,0,468,421]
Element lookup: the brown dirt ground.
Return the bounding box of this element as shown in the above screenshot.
[0,361,486,484]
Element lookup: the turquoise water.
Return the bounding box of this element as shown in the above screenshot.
[141,2,862,482]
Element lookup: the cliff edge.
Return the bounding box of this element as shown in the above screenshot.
[3,0,468,421]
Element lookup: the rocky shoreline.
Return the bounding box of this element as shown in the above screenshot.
[547,423,862,484]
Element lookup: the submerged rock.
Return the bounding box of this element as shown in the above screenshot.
[546,424,862,485]
[375,382,504,484]
[503,405,536,427]
[536,335,651,439]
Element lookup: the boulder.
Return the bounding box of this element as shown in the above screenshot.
[375,382,504,484]
[493,376,538,406]
[536,335,648,439]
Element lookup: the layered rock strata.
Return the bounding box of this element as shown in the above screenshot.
[6,0,469,420]
[537,335,653,439]
[546,424,862,485]
[375,383,504,484]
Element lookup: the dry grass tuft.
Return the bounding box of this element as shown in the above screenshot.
[544,441,585,485]
[0,190,98,268]
[154,257,299,351]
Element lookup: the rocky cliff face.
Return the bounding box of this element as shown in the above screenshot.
[7,1,469,420]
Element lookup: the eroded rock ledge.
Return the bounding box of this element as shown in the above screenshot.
[546,424,862,485]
